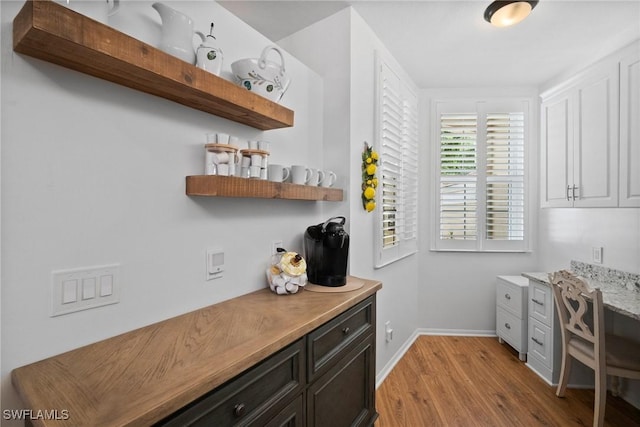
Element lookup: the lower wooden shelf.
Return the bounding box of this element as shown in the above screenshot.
[186,176,344,201]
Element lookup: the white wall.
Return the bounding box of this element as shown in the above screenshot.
[280,8,421,381]
[1,0,327,420]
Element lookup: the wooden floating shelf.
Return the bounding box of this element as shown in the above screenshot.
[186,176,344,201]
[12,0,294,130]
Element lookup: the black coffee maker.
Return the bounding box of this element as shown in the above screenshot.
[304,216,349,287]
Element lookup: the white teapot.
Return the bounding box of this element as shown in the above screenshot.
[196,23,224,76]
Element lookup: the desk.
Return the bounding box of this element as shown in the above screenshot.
[521,270,640,385]
[522,272,640,321]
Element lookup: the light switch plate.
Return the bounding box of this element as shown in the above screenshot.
[592,247,603,264]
[52,264,120,316]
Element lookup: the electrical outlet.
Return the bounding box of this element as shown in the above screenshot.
[592,247,603,264]
[271,240,283,256]
[385,321,393,343]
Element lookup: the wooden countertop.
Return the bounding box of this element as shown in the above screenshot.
[12,277,382,427]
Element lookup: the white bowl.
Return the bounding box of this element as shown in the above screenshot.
[231,46,291,103]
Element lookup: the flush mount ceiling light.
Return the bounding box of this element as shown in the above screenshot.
[484,1,539,27]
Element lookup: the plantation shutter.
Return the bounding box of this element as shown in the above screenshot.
[375,53,419,267]
[485,113,525,241]
[433,100,529,252]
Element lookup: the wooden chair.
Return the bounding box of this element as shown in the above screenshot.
[549,270,640,427]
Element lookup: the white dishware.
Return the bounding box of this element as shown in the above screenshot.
[196,23,223,76]
[206,133,217,144]
[241,155,251,167]
[240,166,249,178]
[56,0,119,24]
[152,2,205,64]
[248,140,259,150]
[320,170,337,187]
[230,46,291,103]
[268,164,291,182]
[210,152,229,164]
[205,162,216,175]
[291,165,311,185]
[230,136,239,146]
[258,140,270,151]
[309,168,325,186]
[250,154,262,166]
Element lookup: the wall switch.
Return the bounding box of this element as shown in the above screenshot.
[206,249,224,281]
[52,264,120,316]
[592,247,603,264]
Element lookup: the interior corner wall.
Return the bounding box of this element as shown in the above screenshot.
[280,8,421,377]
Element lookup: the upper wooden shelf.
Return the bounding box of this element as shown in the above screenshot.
[186,176,344,201]
[12,0,294,130]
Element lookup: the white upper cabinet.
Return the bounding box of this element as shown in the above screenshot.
[541,40,640,208]
[541,59,619,208]
[619,47,640,207]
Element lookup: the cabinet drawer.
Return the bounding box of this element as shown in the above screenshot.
[496,276,528,317]
[529,281,553,327]
[307,296,374,382]
[496,307,525,352]
[157,339,304,427]
[528,317,552,368]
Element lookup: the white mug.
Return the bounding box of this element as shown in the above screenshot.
[249,165,261,179]
[268,164,291,182]
[320,170,337,187]
[309,168,326,186]
[291,165,311,185]
[217,133,230,144]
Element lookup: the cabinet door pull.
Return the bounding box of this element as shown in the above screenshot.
[504,293,511,300]
[233,403,246,417]
[342,327,350,335]
[566,185,571,201]
[572,185,579,201]
[532,337,543,346]
[531,298,544,306]
[505,323,511,329]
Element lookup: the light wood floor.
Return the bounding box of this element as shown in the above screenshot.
[376,335,640,426]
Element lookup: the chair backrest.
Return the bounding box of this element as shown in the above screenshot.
[549,270,604,349]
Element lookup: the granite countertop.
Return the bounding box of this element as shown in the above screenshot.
[522,261,640,321]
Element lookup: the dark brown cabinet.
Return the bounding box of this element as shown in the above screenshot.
[156,295,377,427]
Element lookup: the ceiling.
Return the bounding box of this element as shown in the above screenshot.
[218,0,640,88]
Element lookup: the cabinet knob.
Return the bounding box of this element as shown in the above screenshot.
[342,327,350,335]
[233,403,246,417]
[504,293,511,300]
[505,323,511,329]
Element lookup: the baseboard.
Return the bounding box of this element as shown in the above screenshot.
[375,328,496,388]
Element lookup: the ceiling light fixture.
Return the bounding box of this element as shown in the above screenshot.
[484,1,539,27]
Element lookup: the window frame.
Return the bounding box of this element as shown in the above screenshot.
[431,98,531,253]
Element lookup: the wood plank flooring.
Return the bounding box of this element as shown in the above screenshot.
[376,335,640,426]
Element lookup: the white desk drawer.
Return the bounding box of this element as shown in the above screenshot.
[496,276,528,318]
[528,317,552,368]
[496,307,526,352]
[529,280,553,327]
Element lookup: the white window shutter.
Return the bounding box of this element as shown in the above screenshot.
[375,53,419,267]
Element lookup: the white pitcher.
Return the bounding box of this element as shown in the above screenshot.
[152,2,205,65]
[57,0,119,25]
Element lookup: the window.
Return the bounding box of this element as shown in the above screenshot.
[375,53,418,267]
[433,100,529,252]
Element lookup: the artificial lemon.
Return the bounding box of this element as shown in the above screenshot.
[363,186,375,200]
[365,200,376,212]
[366,164,377,175]
[371,151,379,160]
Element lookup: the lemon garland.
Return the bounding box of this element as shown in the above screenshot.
[361,142,379,212]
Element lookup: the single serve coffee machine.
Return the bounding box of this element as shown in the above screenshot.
[303,216,349,287]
